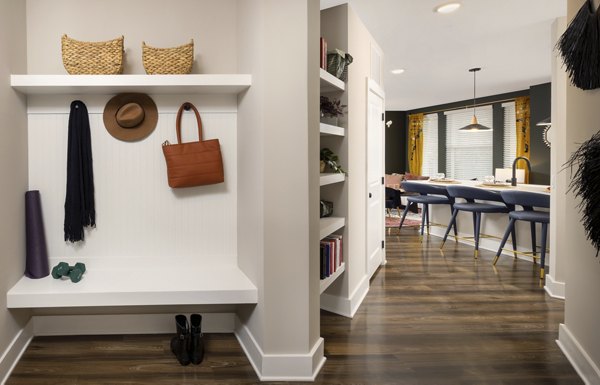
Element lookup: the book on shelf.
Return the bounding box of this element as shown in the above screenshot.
[319,235,343,279]
[320,37,327,70]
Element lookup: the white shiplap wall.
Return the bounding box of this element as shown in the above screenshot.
[27,95,237,264]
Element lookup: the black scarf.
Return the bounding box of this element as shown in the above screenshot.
[64,100,95,242]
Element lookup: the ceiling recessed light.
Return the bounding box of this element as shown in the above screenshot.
[434,2,461,14]
[391,68,405,75]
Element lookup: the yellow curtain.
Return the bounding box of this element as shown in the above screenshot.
[408,113,424,175]
[515,96,531,183]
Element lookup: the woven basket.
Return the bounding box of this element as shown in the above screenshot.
[61,35,124,75]
[142,40,194,75]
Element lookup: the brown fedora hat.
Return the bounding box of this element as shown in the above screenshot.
[103,93,158,141]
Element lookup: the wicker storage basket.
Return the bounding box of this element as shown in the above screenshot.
[61,35,124,75]
[142,40,194,75]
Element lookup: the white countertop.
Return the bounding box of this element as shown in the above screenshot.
[415,179,550,195]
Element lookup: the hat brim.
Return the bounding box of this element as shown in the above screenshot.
[103,93,158,142]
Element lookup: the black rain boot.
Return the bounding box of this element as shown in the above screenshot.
[170,314,191,366]
[189,313,204,365]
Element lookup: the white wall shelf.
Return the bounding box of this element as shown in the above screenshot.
[320,262,345,294]
[320,173,345,186]
[11,74,252,95]
[7,259,257,308]
[319,68,344,92]
[319,217,345,240]
[320,122,345,137]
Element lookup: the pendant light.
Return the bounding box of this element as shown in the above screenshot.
[460,67,491,131]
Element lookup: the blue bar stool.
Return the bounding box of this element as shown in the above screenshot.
[441,185,515,258]
[399,181,456,237]
[493,190,550,280]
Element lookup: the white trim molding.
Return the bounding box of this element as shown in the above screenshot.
[557,323,600,385]
[544,274,565,299]
[0,321,33,385]
[234,317,326,381]
[320,274,369,318]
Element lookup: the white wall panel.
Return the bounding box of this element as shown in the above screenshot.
[28,103,237,264]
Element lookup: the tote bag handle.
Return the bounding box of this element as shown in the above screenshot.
[175,102,203,144]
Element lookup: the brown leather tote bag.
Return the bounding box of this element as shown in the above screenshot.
[162,102,224,188]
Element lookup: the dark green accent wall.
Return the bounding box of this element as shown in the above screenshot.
[529,83,551,185]
[384,111,407,173]
[385,83,551,183]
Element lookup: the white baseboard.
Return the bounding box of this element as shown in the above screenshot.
[320,274,369,318]
[234,316,326,381]
[544,274,565,299]
[0,320,33,385]
[32,313,235,336]
[557,323,600,385]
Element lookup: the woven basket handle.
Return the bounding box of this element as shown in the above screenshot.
[175,102,203,144]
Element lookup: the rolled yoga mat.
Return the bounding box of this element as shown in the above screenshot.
[25,190,49,278]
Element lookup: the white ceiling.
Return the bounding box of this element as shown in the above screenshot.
[321,0,567,111]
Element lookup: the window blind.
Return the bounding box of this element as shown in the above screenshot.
[445,106,493,180]
[421,113,438,177]
[502,102,517,168]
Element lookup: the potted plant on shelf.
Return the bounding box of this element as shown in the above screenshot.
[320,96,346,127]
[320,147,346,174]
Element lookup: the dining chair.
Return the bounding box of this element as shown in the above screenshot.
[493,190,550,280]
[441,185,515,258]
[399,181,456,237]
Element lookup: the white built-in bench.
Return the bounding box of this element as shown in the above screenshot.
[7,257,257,309]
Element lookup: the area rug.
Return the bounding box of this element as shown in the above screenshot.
[385,210,421,228]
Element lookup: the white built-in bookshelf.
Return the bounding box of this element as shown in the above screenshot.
[319,67,346,295]
[7,74,257,309]
[319,262,345,294]
[319,173,345,186]
[319,68,344,93]
[319,217,345,240]
[320,122,345,137]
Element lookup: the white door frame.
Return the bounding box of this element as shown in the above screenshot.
[366,78,386,278]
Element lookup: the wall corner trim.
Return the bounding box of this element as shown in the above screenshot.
[544,274,565,299]
[320,275,369,318]
[234,316,326,381]
[557,323,600,385]
[0,320,33,385]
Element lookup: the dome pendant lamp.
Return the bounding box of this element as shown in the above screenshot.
[460,67,491,131]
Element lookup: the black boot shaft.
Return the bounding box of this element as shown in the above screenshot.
[170,314,191,366]
[189,313,204,365]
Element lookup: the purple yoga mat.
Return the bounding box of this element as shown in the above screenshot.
[25,190,49,278]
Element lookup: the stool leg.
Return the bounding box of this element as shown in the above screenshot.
[450,205,458,237]
[494,218,516,265]
[530,222,537,258]
[540,222,548,280]
[425,204,430,235]
[441,208,459,249]
[398,202,412,230]
[511,223,518,259]
[420,204,427,236]
[474,212,482,259]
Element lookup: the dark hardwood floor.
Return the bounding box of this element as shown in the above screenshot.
[7,228,582,385]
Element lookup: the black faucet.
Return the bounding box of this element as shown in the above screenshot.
[511,156,531,186]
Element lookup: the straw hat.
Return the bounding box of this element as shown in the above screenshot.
[103,93,158,141]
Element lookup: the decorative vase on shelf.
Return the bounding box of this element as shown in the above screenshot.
[320,114,339,127]
[320,160,326,173]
